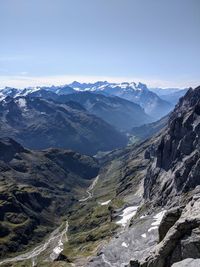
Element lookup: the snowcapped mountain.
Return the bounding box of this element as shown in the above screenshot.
[0,82,177,120]
[69,81,173,119]
[0,96,128,155]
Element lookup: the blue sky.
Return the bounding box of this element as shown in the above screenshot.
[0,0,199,88]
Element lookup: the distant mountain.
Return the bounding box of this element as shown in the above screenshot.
[0,85,76,100]
[0,96,127,155]
[131,115,169,140]
[69,81,173,120]
[150,87,188,106]
[0,82,173,121]
[55,91,152,131]
[0,137,99,258]
[150,87,182,95]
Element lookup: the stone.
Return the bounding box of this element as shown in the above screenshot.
[159,207,182,242]
[171,258,200,267]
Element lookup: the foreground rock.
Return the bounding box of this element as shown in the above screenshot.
[129,195,200,267]
[171,258,200,267]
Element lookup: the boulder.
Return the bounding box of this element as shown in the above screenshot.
[171,258,200,267]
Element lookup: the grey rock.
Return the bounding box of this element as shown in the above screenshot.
[171,258,200,267]
[159,207,182,242]
[144,86,200,205]
[139,199,200,267]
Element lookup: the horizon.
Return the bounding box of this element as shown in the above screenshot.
[0,0,200,89]
[0,76,197,90]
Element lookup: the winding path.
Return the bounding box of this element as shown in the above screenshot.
[0,222,68,266]
[79,175,99,202]
[0,175,99,266]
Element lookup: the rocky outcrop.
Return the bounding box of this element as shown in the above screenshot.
[158,207,183,242]
[129,196,200,267]
[171,258,200,267]
[127,87,200,266]
[144,86,200,205]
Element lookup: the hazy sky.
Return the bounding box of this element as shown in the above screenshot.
[0,0,199,88]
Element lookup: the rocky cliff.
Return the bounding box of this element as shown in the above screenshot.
[127,86,200,266]
[144,86,200,206]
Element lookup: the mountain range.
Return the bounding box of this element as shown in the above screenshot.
[54,91,152,131]
[0,137,99,259]
[151,87,188,106]
[0,96,127,155]
[0,81,180,122]
[0,82,198,267]
[69,81,173,119]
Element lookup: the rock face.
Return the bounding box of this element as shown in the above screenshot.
[128,86,200,267]
[144,86,200,205]
[158,207,183,242]
[171,258,200,267]
[132,196,200,267]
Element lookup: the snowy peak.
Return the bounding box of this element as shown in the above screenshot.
[69,81,149,92]
[68,81,172,119]
[0,81,175,120]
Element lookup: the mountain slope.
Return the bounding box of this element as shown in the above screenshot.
[55,91,152,131]
[0,82,173,121]
[150,88,188,106]
[69,81,173,120]
[0,85,199,267]
[144,86,200,204]
[131,115,169,140]
[0,96,127,155]
[0,85,76,100]
[0,137,99,259]
[72,85,200,267]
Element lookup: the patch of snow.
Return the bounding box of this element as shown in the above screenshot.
[148,226,158,232]
[99,200,111,206]
[49,221,68,261]
[116,206,138,227]
[141,233,147,238]
[147,210,166,233]
[31,257,36,267]
[121,242,128,248]
[50,239,63,260]
[16,98,27,108]
[151,210,166,226]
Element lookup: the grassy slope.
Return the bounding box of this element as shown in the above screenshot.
[2,141,152,267]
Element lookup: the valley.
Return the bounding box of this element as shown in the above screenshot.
[0,85,199,267]
[1,1,199,266]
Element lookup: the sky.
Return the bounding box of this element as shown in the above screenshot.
[0,0,199,88]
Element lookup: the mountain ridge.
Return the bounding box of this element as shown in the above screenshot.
[0,96,128,155]
[0,82,174,121]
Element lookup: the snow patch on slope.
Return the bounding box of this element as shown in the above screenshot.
[116,206,138,227]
